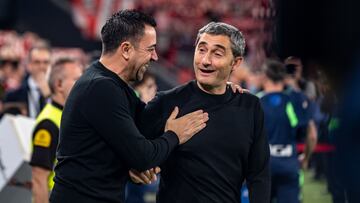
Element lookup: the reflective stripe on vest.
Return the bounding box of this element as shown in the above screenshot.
[285,102,298,128]
[257,92,299,128]
[33,102,62,190]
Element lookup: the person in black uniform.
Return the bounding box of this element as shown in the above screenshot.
[50,10,209,203]
[132,22,270,203]
[30,58,83,203]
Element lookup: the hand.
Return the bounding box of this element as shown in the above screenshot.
[226,81,249,93]
[129,167,161,184]
[298,153,309,170]
[165,107,209,144]
[33,72,51,97]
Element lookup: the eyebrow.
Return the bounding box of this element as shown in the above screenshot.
[198,41,226,52]
[147,44,157,49]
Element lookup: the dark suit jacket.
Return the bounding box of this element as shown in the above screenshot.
[3,75,46,117]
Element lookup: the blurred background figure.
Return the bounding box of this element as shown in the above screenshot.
[30,58,83,203]
[0,45,23,115]
[258,59,316,203]
[3,45,52,119]
[132,72,158,104]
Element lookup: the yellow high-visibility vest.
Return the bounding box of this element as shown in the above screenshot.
[33,102,62,190]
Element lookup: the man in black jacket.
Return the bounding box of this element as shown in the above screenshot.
[50,10,208,203]
[132,22,270,203]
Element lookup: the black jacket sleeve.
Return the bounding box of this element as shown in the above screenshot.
[81,79,179,171]
[138,92,167,140]
[246,99,271,203]
[30,120,59,170]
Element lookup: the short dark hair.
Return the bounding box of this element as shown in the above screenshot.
[100,9,157,54]
[262,59,286,82]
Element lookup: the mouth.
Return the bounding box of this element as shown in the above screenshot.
[199,68,215,74]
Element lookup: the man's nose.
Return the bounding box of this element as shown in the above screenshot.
[151,50,158,61]
[201,52,211,66]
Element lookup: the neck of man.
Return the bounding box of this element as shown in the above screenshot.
[263,81,284,93]
[196,81,227,95]
[285,78,300,91]
[99,54,131,84]
[51,94,65,107]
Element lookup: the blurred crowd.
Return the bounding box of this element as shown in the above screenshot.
[133,0,274,83]
[1,0,358,202]
[0,31,91,116]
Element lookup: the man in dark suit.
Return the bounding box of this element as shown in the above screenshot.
[4,45,52,118]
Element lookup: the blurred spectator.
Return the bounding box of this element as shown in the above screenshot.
[284,56,317,100]
[0,45,23,90]
[283,56,318,170]
[30,57,83,203]
[132,72,157,104]
[259,60,304,203]
[3,45,52,118]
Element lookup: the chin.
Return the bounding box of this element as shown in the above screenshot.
[197,80,215,88]
[196,76,212,85]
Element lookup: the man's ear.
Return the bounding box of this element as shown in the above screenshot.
[231,56,243,72]
[118,41,133,60]
[55,78,63,92]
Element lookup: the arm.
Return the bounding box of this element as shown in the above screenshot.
[32,167,50,203]
[82,79,207,171]
[299,119,317,169]
[138,92,167,139]
[30,121,58,203]
[246,100,270,203]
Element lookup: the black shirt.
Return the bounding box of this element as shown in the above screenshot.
[50,61,179,203]
[139,81,270,203]
[30,101,63,170]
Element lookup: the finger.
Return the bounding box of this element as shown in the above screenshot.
[139,172,152,184]
[168,106,179,120]
[183,109,204,118]
[192,123,207,135]
[190,112,209,124]
[145,170,156,182]
[231,84,236,93]
[242,89,250,93]
[154,166,161,174]
[192,116,209,129]
[149,168,157,182]
[235,85,244,93]
[186,111,208,124]
[129,170,146,184]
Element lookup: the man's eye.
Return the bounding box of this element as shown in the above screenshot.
[198,48,205,52]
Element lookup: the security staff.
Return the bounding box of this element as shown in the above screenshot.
[30,58,82,203]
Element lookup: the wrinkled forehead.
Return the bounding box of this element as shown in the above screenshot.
[197,33,231,50]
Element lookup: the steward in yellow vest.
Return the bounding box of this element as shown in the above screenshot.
[29,57,83,203]
[30,101,62,190]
